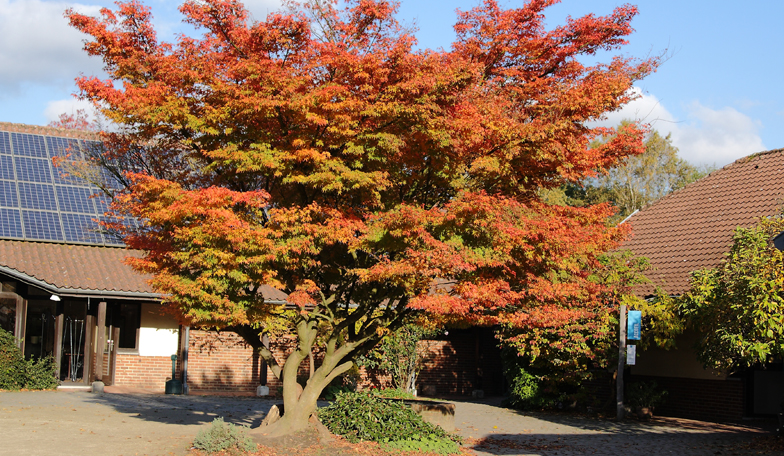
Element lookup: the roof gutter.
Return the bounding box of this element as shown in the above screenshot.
[0,264,161,300]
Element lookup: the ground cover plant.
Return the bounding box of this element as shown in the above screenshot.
[67,0,657,437]
[318,391,460,453]
[0,328,58,391]
[193,417,256,454]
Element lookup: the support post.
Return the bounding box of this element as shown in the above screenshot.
[14,297,27,353]
[53,314,64,379]
[617,304,627,421]
[180,325,190,394]
[83,315,95,385]
[95,301,107,382]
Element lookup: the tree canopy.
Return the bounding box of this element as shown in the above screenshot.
[680,216,784,371]
[67,0,657,434]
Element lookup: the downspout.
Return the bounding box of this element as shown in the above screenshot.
[182,326,189,395]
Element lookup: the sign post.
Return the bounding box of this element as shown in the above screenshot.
[617,304,626,420]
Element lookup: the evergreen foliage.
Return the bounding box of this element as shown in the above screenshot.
[0,328,58,391]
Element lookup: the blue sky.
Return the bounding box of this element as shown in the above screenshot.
[1,0,781,167]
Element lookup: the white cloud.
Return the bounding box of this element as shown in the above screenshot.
[0,0,104,94]
[243,0,283,21]
[595,87,766,168]
[43,97,95,123]
[672,102,766,168]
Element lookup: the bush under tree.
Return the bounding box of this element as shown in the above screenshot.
[0,328,58,391]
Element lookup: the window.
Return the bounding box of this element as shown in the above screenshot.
[106,302,141,350]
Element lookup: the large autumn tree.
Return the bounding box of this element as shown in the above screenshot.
[67,0,656,435]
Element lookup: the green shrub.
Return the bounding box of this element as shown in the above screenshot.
[371,387,417,400]
[192,417,255,454]
[384,436,460,454]
[0,328,26,390]
[503,367,544,410]
[323,384,354,401]
[0,328,57,391]
[318,391,458,448]
[626,381,667,409]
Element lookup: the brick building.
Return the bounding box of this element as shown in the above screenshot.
[621,148,784,421]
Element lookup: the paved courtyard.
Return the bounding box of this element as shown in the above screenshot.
[0,390,779,456]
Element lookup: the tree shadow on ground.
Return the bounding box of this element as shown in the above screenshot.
[447,396,780,455]
[83,392,279,428]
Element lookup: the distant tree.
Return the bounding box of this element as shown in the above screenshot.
[47,109,99,132]
[542,126,714,222]
[680,216,784,371]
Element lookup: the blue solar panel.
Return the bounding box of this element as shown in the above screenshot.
[22,210,63,241]
[18,182,57,211]
[0,132,10,155]
[0,155,13,180]
[0,208,23,238]
[57,186,96,214]
[15,157,52,183]
[62,213,103,243]
[0,181,18,207]
[51,160,90,186]
[12,134,48,158]
[46,136,82,159]
[0,130,136,246]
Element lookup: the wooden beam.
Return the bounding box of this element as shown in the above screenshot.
[14,297,27,354]
[83,315,95,385]
[53,314,64,379]
[95,301,107,382]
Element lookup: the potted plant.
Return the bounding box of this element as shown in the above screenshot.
[626,381,668,421]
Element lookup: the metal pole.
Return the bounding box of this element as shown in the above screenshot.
[617,304,627,420]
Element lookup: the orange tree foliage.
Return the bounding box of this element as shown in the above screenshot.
[68,0,655,430]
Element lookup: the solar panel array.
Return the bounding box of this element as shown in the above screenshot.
[0,130,126,246]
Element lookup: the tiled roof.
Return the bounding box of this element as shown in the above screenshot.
[622,149,784,297]
[0,121,100,141]
[0,239,288,302]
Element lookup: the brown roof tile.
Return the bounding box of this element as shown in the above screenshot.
[622,149,784,297]
[0,121,99,141]
[0,240,288,302]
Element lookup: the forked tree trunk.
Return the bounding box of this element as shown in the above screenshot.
[251,323,357,438]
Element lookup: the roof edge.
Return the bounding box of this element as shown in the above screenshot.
[0,264,160,300]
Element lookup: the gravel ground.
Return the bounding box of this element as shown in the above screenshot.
[0,390,779,456]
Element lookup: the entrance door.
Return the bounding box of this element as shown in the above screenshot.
[102,327,120,386]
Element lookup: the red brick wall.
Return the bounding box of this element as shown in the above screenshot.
[629,375,745,422]
[113,327,505,397]
[114,354,178,389]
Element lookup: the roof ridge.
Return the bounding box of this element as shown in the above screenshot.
[0,121,100,141]
[627,147,784,219]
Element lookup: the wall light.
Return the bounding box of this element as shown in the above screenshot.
[50,294,61,302]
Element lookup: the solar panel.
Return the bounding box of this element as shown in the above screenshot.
[0,155,13,180]
[15,157,52,183]
[22,210,63,241]
[0,181,18,207]
[57,186,95,214]
[62,213,103,243]
[18,182,57,211]
[12,133,47,158]
[46,136,82,159]
[0,130,135,246]
[0,132,10,155]
[0,208,23,238]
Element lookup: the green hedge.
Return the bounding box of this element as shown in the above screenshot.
[0,328,58,391]
[318,391,460,453]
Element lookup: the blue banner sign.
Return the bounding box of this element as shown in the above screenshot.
[627,310,642,340]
